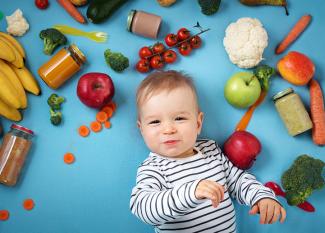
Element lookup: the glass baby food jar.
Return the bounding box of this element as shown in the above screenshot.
[38,44,86,89]
[273,88,312,136]
[0,124,34,186]
[127,10,162,39]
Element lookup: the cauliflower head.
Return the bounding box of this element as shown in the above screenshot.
[6,9,29,36]
[223,17,268,68]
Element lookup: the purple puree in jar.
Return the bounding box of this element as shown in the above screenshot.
[127,10,162,39]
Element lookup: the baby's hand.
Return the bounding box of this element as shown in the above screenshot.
[195,180,224,208]
[249,198,286,224]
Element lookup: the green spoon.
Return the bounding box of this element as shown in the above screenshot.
[0,11,3,21]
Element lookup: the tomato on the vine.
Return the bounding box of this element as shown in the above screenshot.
[163,50,177,64]
[139,46,153,59]
[152,42,165,54]
[136,59,150,73]
[190,35,202,49]
[35,0,49,9]
[178,42,192,56]
[164,33,178,47]
[150,55,164,69]
[177,28,191,41]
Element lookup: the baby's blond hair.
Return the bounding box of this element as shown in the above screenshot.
[136,70,199,115]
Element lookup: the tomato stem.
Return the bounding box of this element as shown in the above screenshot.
[145,26,211,59]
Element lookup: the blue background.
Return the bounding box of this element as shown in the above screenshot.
[0,1,324,233]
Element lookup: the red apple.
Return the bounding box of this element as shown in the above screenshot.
[223,131,262,170]
[77,72,115,109]
[277,51,315,86]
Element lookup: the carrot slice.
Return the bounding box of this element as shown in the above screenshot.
[107,101,117,112]
[90,121,102,132]
[309,79,325,146]
[78,125,90,137]
[64,153,75,164]
[101,106,114,118]
[275,14,312,54]
[0,210,9,221]
[96,111,108,123]
[104,121,111,129]
[23,199,35,211]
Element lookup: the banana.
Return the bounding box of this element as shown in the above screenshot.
[0,37,24,68]
[0,32,26,58]
[0,97,22,121]
[0,38,15,62]
[9,65,41,96]
[0,59,27,108]
[0,70,21,109]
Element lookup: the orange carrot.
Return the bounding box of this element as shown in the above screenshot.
[90,121,102,133]
[64,153,75,164]
[101,106,114,118]
[104,121,111,129]
[0,210,9,221]
[309,79,325,146]
[235,91,267,131]
[96,111,108,123]
[78,125,90,137]
[275,14,312,54]
[56,0,86,24]
[23,199,35,211]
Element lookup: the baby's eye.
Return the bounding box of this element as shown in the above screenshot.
[175,117,186,121]
[149,120,160,125]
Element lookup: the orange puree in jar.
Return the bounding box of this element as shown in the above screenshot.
[0,124,34,186]
[38,44,86,89]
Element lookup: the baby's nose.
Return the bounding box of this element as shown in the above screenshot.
[163,123,177,134]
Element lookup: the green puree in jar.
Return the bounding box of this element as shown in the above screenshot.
[273,88,312,136]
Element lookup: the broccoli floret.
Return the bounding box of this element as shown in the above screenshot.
[198,0,221,15]
[281,154,325,206]
[39,28,67,55]
[254,65,276,91]
[104,49,129,73]
[47,93,65,110]
[50,108,62,126]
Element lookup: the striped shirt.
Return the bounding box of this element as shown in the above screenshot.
[130,139,277,233]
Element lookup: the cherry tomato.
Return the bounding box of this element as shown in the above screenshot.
[139,46,153,59]
[163,50,177,64]
[164,33,178,47]
[35,0,49,9]
[136,59,150,73]
[177,28,191,41]
[190,35,202,49]
[152,42,165,54]
[178,42,192,56]
[150,55,164,69]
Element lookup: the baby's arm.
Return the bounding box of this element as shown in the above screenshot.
[130,165,204,226]
[214,145,278,206]
[217,145,286,224]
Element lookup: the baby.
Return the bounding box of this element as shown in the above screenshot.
[130,70,286,233]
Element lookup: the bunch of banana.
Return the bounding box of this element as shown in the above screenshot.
[0,31,41,122]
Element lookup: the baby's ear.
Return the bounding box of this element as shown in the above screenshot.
[197,111,204,134]
[137,120,142,130]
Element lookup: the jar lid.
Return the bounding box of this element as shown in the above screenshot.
[127,10,136,32]
[11,124,34,135]
[272,87,294,102]
[69,44,86,64]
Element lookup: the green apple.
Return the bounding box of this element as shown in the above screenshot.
[224,72,261,108]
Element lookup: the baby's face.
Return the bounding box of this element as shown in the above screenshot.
[138,86,203,159]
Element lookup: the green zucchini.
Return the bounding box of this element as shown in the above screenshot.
[87,0,128,24]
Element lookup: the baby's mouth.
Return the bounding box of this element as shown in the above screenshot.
[164,140,179,145]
